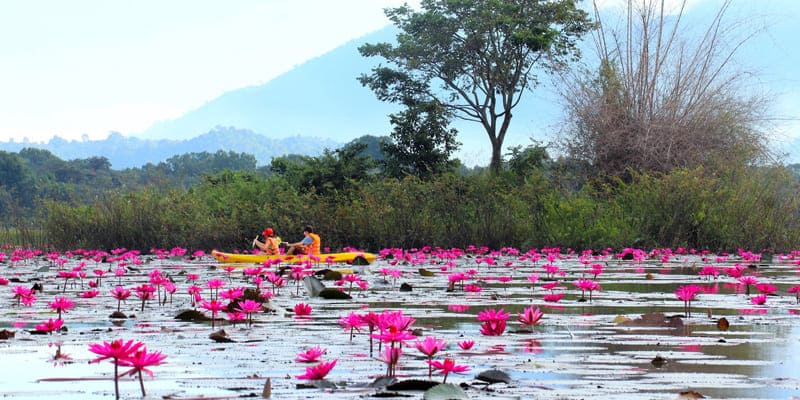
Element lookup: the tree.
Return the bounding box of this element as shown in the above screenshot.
[269,142,376,195]
[358,0,592,173]
[558,0,771,178]
[382,101,461,179]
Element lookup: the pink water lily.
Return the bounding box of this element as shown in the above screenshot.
[294,303,313,317]
[296,359,337,380]
[414,336,448,379]
[118,347,168,397]
[295,345,327,363]
[458,340,475,350]
[518,306,544,332]
[89,339,146,400]
[48,296,75,320]
[675,285,702,317]
[235,299,262,327]
[35,318,64,334]
[428,358,470,383]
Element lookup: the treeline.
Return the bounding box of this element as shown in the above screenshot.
[34,139,800,253]
[0,147,262,223]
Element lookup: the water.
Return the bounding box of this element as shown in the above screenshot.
[1,250,800,399]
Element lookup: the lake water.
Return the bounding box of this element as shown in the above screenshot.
[1,248,799,399]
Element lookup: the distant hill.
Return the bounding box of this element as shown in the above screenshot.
[138,28,404,143]
[0,127,341,169]
[135,26,558,166]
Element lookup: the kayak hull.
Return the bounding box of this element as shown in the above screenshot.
[211,250,376,265]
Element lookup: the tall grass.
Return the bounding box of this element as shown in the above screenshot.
[40,166,800,253]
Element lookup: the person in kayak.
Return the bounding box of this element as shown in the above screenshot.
[285,225,321,255]
[253,227,281,255]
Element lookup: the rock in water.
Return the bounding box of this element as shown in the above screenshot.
[303,275,326,297]
[399,283,413,292]
[475,369,512,385]
[209,329,234,343]
[651,355,667,368]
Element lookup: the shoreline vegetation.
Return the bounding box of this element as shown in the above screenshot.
[37,161,800,254]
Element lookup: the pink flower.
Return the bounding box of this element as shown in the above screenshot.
[751,294,767,305]
[414,336,447,357]
[89,339,144,364]
[294,303,313,317]
[458,340,475,350]
[48,296,75,319]
[755,283,777,295]
[477,308,510,322]
[518,306,544,331]
[118,347,168,379]
[415,336,448,379]
[543,292,564,302]
[675,285,702,317]
[295,359,337,380]
[428,358,470,383]
[295,346,327,363]
[338,311,365,341]
[35,318,64,334]
[80,289,100,298]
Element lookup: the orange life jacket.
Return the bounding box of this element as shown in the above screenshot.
[308,233,321,255]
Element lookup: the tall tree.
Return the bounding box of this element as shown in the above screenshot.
[382,101,461,179]
[558,0,771,178]
[359,0,592,173]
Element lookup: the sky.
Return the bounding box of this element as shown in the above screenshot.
[0,0,416,143]
[0,0,797,156]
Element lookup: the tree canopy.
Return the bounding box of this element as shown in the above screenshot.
[359,0,592,173]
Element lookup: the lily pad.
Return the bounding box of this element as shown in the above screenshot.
[319,288,352,300]
[387,379,440,391]
[423,383,467,400]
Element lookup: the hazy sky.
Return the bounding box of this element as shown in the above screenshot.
[0,0,797,152]
[0,0,416,142]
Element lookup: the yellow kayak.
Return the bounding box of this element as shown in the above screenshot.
[211,250,376,265]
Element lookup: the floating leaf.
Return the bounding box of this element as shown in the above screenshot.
[319,288,352,300]
[419,268,435,277]
[423,383,467,400]
[651,355,667,368]
[387,379,439,391]
[175,309,210,322]
[475,369,511,385]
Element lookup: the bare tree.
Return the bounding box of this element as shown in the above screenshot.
[558,0,772,178]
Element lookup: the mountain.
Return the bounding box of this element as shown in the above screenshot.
[0,127,341,169]
[139,28,404,143]
[136,26,559,166]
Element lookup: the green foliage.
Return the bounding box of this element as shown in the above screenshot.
[269,142,376,196]
[359,0,592,172]
[382,101,461,179]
